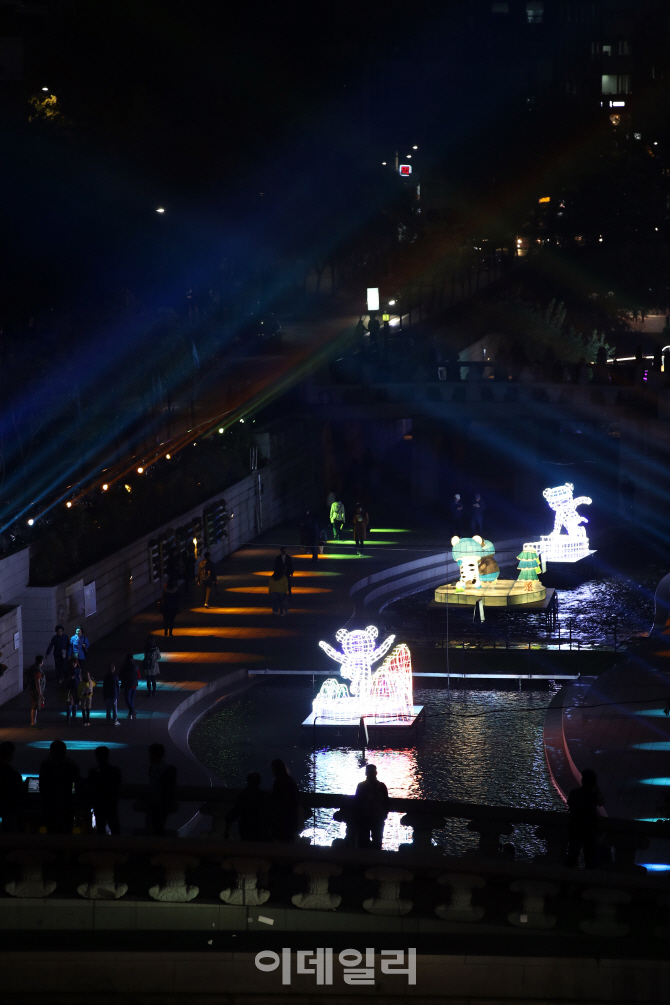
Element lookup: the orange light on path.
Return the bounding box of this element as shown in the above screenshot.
[152,627,297,639]
[226,586,332,595]
[252,570,340,578]
[191,607,327,615]
[158,651,264,663]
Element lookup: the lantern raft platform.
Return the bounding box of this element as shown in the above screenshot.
[433,580,554,608]
[302,705,425,744]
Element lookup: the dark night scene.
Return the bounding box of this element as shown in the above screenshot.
[1,2,670,1002]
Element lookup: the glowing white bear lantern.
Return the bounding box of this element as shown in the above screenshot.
[539,483,593,563]
[313,627,414,723]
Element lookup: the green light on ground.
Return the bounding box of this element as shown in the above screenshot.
[369,528,411,533]
[320,553,372,559]
[333,539,398,546]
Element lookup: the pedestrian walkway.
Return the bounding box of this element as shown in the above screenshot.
[0,521,453,832]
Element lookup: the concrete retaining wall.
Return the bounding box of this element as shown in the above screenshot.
[0,605,22,705]
[0,420,317,696]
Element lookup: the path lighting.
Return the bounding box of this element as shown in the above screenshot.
[137,466,144,474]
[28,519,34,526]
[66,502,72,508]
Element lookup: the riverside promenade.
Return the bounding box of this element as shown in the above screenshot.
[0,522,461,830]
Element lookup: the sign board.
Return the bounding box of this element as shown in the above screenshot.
[399,164,412,176]
[84,581,97,618]
[382,314,390,321]
[367,287,380,312]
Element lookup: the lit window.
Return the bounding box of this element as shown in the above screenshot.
[602,45,612,56]
[526,1,543,23]
[602,74,630,94]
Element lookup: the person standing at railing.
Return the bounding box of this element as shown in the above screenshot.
[147,743,177,836]
[88,746,122,835]
[353,763,389,850]
[39,739,80,834]
[270,758,301,842]
[0,741,26,832]
[225,771,271,841]
[566,768,605,869]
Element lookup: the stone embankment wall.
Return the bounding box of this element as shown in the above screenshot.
[0,418,318,700]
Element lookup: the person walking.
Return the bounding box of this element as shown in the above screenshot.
[120,654,140,720]
[62,657,82,722]
[566,769,605,868]
[450,494,464,537]
[0,741,26,832]
[197,550,216,608]
[69,626,90,663]
[28,656,46,729]
[471,493,486,535]
[39,739,80,834]
[273,547,294,596]
[270,758,301,842]
[182,544,196,594]
[329,498,345,541]
[88,746,122,835]
[302,510,321,564]
[160,575,180,636]
[268,569,289,616]
[102,664,121,725]
[46,625,69,683]
[143,635,161,693]
[352,503,368,555]
[147,743,177,836]
[353,763,389,850]
[225,771,271,841]
[77,669,96,726]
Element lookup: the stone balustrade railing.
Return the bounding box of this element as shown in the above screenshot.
[1,829,670,942]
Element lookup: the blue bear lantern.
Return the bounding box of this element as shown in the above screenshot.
[451,535,500,592]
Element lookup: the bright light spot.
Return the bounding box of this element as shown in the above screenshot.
[218,428,223,433]
[66,502,72,509]
[538,196,551,203]
[192,537,197,546]
[124,484,131,493]
[389,299,396,305]
[406,154,412,159]
[599,237,603,242]
[166,453,171,459]
[381,161,386,165]
[412,145,418,150]
[41,87,48,92]
[640,778,670,785]
[641,864,670,871]
[137,466,144,474]
[240,418,245,423]
[102,484,108,491]
[28,519,34,526]
[156,207,165,213]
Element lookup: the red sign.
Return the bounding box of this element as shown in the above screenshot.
[399,164,412,176]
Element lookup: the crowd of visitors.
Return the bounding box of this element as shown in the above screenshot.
[0,739,175,836]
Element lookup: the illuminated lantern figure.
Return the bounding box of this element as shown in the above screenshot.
[318,626,395,707]
[516,545,541,585]
[451,536,485,591]
[543,483,591,539]
[478,539,500,583]
[369,643,413,721]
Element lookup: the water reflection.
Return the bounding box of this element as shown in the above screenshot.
[189,680,565,858]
